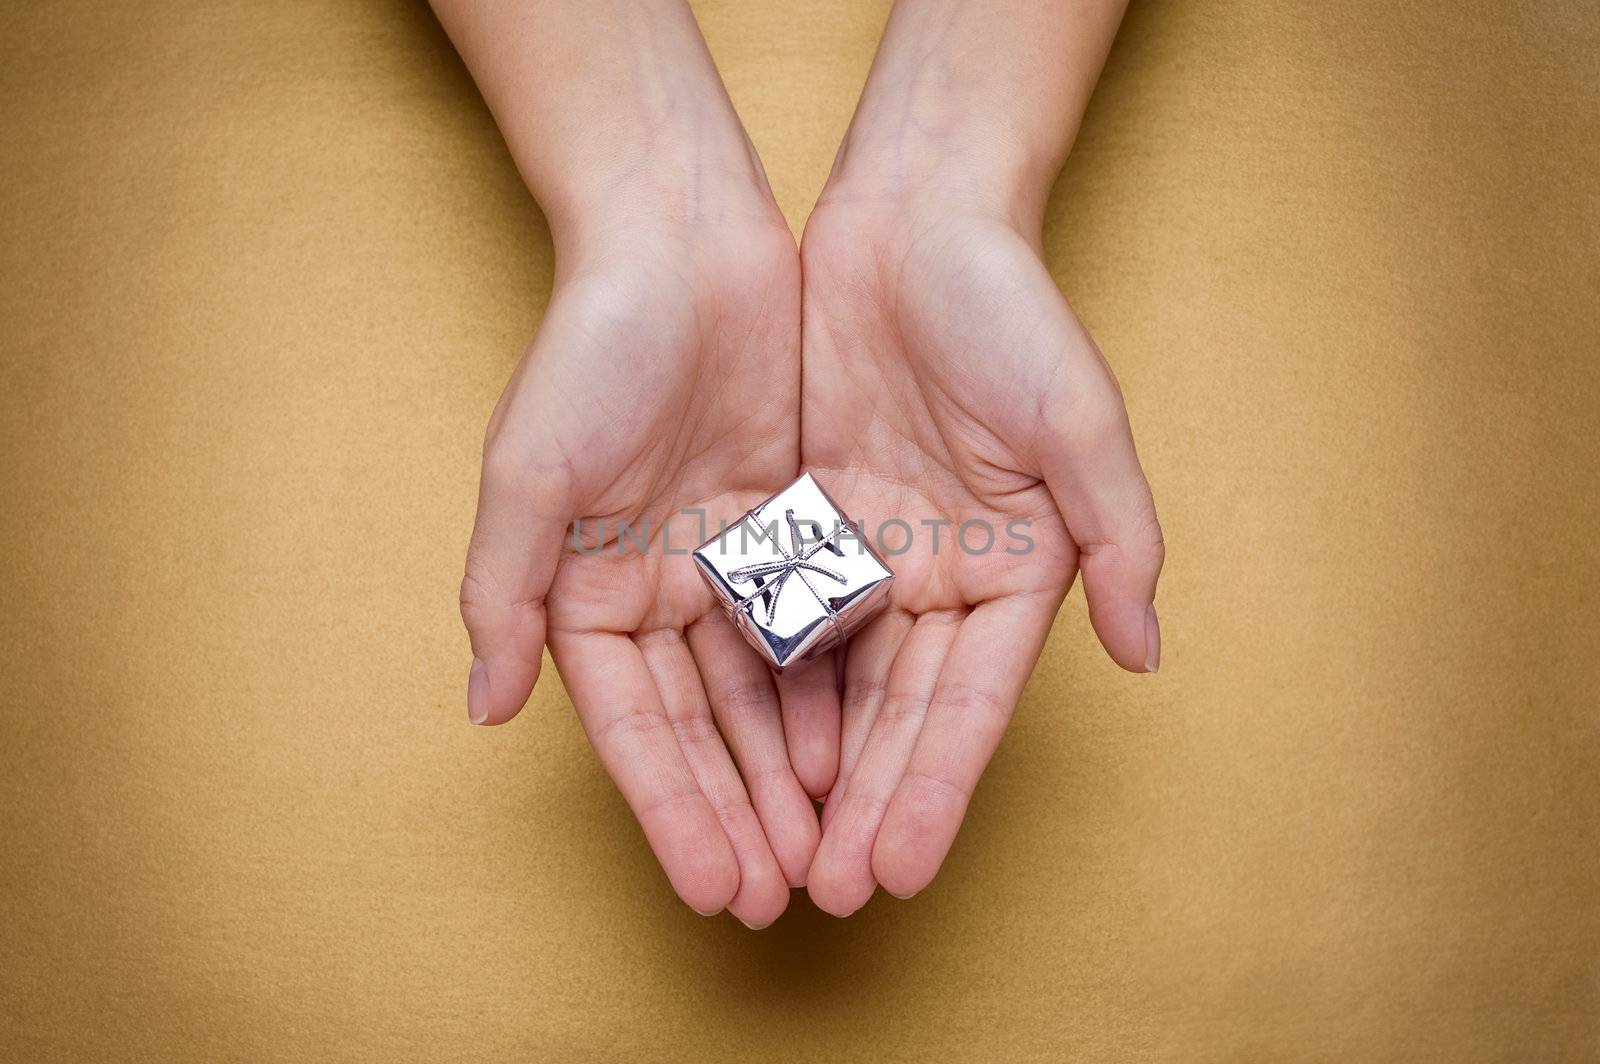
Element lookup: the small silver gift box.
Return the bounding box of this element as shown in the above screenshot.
[694,473,894,670]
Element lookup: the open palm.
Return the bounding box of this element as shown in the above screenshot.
[799,199,1165,915]
[460,214,835,928]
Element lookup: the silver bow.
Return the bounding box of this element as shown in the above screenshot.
[728,508,847,626]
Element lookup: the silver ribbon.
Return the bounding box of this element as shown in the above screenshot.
[728,508,849,647]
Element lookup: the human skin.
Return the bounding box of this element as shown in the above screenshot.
[800,0,1164,915]
[431,0,837,928]
[434,0,1160,924]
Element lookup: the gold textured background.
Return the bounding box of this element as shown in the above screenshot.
[2,1,1597,1060]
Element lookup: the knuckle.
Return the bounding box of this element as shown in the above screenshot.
[669,714,722,748]
[704,787,758,825]
[748,761,802,793]
[878,691,932,729]
[459,547,546,631]
[843,674,888,712]
[458,567,496,627]
[903,768,972,808]
[1066,390,1131,450]
[716,679,777,720]
[1130,503,1166,571]
[479,436,527,494]
[936,682,1010,726]
[637,785,703,825]
[1144,519,1167,569]
[595,706,669,747]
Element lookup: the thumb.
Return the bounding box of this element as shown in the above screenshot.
[459,439,570,725]
[1036,339,1165,674]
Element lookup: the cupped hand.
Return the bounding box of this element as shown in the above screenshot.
[460,204,838,927]
[799,194,1164,915]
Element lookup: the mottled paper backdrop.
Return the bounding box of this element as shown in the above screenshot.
[2,1,1596,1060]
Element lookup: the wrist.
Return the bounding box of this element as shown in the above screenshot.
[813,0,1120,237]
[536,129,785,261]
[818,113,1058,237]
[548,160,796,301]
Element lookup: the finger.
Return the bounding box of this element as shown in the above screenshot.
[822,609,913,833]
[1039,326,1165,673]
[459,434,570,725]
[775,652,841,799]
[687,613,819,890]
[807,610,961,916]
[636,628,789,928]
[871,591,1061,900]
[551,629,739,916]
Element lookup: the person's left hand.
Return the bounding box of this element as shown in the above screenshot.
[797,191,1165,915]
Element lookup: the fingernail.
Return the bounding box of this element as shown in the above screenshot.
[693,907,721,917]
[736,916,772,930]
[1144,604,1161,674]
[886,889,918,900]
[467,658,490,724]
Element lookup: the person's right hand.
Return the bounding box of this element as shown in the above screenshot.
[459,191,833,929]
